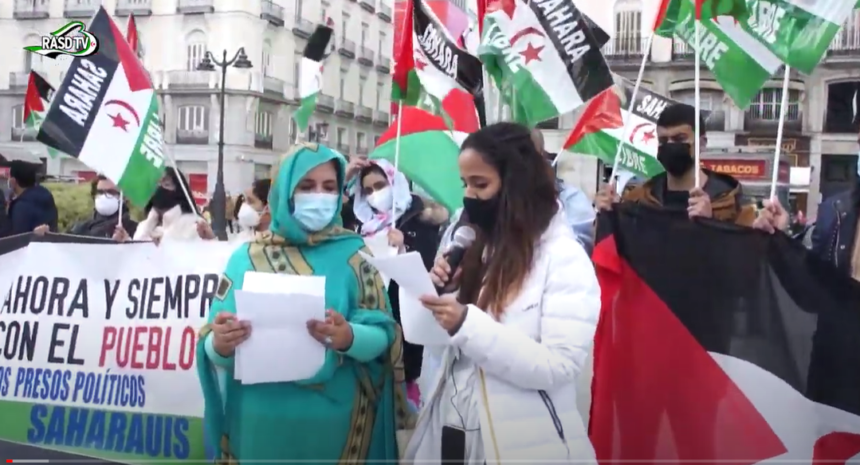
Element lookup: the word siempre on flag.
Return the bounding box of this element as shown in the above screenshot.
[478,0,614,127]
[591,204,860,464]
[36,6,165,207]
[294,24,334,133]
[564,78,711,177]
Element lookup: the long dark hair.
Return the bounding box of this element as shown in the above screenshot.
[458,122,559,314]
[145,167,197,215]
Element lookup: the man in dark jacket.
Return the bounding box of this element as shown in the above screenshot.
[5,160,57,236]
[68,175,137,239]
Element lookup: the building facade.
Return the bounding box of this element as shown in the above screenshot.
[0,0,395,197]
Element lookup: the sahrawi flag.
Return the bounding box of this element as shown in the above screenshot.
[127,13,144,58]
[293,24,334,132]
[370,88,479,213]
[590,204,860,464]
[479,0,614,127]
[22,71,61,159]
[36,6,164,207]
[668,0,781,107]
[564,78,710,178]
[411,0,483,121]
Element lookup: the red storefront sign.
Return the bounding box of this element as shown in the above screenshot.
[701,160,768,180]
[188,173,208,206]
[75,170,98,182]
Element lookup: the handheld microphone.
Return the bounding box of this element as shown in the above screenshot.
[437,226,476,294]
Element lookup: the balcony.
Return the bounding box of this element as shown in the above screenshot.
[115,0,152,16]
[255,134,273,150]
[359,0,376,13]
[744,98,803,134]
[14,0,50,19]
[260,0,284,27]
[12,126,37,142]
[373,110,389,127]
[356,146,369,156]
[672,38,693,60]
[317,94,335,113]
[359,47,375,67]
[176,129,210,144]
[337,143,351,156]
[601,35,648,63]
[356,105,373,123]
[825,22,860,65]
[339,39,356,59]
[377,2,392,22]
[292,17,314,39]
[335,99,355,118]
[177,0,213,14]
[165,70,216,89]
[9,72,29,90]
[263,75,285,96]
[376,55,391,74]
[64,0,98,18]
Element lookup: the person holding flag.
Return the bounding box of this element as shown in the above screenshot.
[594,103,756,226]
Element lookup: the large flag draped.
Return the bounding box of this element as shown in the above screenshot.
[591,204,860,463]
[370,88,479,213]
[36,7,164,207]
[564,79,711,178]
[478,0,614,127]
[294,24,334,133]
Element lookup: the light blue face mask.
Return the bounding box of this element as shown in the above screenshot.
[293,193,338,232]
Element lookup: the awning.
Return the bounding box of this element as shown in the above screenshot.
[790,166,812,193]
[0,143,50,164]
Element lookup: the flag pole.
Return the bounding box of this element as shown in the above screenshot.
[694,20,702,187]
[118,192,124,226]
[391,103,404,226]
[769,66,791,200]
[163,148,200,217]
[607,34,655,182]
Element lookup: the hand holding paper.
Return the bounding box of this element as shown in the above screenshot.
[306,309,355,350]
[210,311,251,357]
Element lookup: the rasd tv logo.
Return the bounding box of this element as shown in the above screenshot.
[25,21,99,59]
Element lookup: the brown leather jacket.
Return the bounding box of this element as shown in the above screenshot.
[622,169,756,226]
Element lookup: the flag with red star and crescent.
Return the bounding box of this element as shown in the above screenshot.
[36,6,165,207]
[591,202,860,465]
[478,0,613,127]
[563,77,710,178]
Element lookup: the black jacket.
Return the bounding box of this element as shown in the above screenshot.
[7,185,57,236]
[811,187,858,273]
[68,212,138,239]
[357,195,449,382]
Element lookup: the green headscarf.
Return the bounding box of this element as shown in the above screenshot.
[266,142,356,246]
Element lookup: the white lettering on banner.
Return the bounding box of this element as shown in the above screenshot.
[139,112,166,169]
[636,95,669,120]
[485,22,523,73]
[749,1,786,44]
[0,241,236,460]
[59,59,108,127]
[618,145,648,173]
[531,0,591,62]
[676,15,729,69]
[417,23,458,77]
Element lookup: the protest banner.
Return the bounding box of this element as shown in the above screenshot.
[0,236,235,463]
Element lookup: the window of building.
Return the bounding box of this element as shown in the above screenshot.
[337,127,347,145]
[825,81,860,133]
[255,111,273,138]
[745,88,801,121]
[359,76,367,105]
[342,13,350,38]
[293,51,301,86]
[177,105,208,131]
[11,105,24,130]
[339,70,347,99]
[379,32,387,54]
[671,89,727,131]
[361,23,370,48]
[295,0,302,19]
[321,0,329,23]
[357,132,366,149]
[262,42,273,77]
[186,41,206,71]
[289,118,298,141]
[376,81,384,110]
[611,7,643,55]
[374,134,380,145]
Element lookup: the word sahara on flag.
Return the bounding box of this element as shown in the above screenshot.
[37,6,165,207]
[590,204,860,464]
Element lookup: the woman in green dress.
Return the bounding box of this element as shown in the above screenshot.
[196,142,407,463]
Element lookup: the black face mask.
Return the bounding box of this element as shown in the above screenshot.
[463,196,499,233]
[150,187,182,211]
[657,142,694,177]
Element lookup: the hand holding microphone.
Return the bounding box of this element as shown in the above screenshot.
[429,226,476,294]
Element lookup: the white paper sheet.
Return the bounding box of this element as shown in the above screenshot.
[242,272,327,296]
[363,232,397,287]
[234,290,326,384]
[359,251,450,346]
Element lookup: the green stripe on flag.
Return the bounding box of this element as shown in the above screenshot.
[121,96,166,206]
[293,94,317,133]
[391,70,423,106]
[568,131,665,178]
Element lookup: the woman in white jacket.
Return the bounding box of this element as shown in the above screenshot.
[405,122,601,464]
[125,168,201,242]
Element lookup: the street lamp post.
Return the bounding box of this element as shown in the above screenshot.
[197,48,252,241]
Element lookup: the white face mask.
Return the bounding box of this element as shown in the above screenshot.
[94,194,119,216]
[237,203,262,229]
[367,186,394,212]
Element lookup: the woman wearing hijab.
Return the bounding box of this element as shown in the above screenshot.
[405,123,600,463]
[116,168,200,242]
[353,159,448,408]
[196,143,408,462]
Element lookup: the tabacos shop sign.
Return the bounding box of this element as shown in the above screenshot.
[700,160,790,182]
